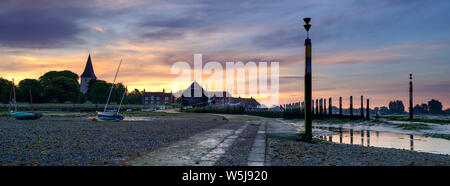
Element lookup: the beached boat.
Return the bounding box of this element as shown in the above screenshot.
[96,59,126,121]
[11,111,42,120]
[9,79,42,120]
[96,112,124,121]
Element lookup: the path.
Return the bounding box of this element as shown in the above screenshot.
[126,115,269,166]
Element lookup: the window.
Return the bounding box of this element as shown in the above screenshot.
[145,97,148,100]
[156,97,160,100]
[165,97,168,101]
[151,96,154,100]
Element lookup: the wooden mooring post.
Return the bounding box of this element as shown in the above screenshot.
[339,96,342,116]
[319,98,323,115]
[316,99,319,115]
[329,97,332,116]
[366,99,370,119]
[350,96,353,117]
[361,95,364,118]
[409,74,413,120]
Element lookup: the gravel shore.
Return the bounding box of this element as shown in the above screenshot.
[0,113,227,166]
[267,137,450,166]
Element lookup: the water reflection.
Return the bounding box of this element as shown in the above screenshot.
[350,129,353,144]
[361,130,364,146]
[313,126,450,155]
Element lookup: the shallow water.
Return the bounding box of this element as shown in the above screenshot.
[313,126,450,155]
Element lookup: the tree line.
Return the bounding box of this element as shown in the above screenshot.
[373,99,446,115]
[0,70,143,104]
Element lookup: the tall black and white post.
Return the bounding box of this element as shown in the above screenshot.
[409,74,413,120]
[303,17,312,141]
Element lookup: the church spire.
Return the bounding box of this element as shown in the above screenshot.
[81,54,97,79]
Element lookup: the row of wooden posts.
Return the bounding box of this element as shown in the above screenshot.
[281,95,370,120]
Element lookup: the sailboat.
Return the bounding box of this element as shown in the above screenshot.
[96,59,126,121]
[9,79,42,120]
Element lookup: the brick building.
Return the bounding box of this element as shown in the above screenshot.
[142,89,175,105]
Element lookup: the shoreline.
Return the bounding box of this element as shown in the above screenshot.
[267,137,450,166]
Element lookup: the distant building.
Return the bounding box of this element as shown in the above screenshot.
[180,81,209,107]
[142,89,175,105]
[179,81,260,108]
[208,91,232,105]
[231,97,260,108]
[80,54,97,94]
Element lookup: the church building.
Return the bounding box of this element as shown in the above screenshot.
[80,54,97,94]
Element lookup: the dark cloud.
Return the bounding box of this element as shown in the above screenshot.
[136,14,218,42]
[0,1,95,48]
[0,0,127,49]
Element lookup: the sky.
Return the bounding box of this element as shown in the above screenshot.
[0,0,449,108]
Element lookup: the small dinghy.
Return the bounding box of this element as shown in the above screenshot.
[96,59,126,121]
[9,79,42,120]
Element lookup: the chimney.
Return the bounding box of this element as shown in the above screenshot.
[163,89,165,93]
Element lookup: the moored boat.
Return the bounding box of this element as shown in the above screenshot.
[9,79,42,120]
[10,112,42,120]
[96,59,126,121]
[96,112,124,121]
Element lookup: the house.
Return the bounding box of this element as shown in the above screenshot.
[208,91,233,105]
[229,97,260,108]
[180,81,208,107]
[142,89,175,105]
[179,81,261,108]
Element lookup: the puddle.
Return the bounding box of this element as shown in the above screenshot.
[313,126,450,155]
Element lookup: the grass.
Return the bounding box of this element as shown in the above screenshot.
[396,123,430,130]
[381,115,450,125]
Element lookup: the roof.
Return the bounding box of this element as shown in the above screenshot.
[80,54,97,78]
[181,81,207,97]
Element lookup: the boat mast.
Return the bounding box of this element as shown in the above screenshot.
[104,59,122,112]
[117,87,127,115]
[29,89,34,114]
[8,82,12,112]
[13,78,17,113]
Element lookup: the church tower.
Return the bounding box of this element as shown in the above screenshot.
[80,54,97,94]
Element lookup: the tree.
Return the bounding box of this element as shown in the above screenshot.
[414,104,429,114]
[0,78,13,104]
[88,80,111,104]
[39,70,80,103]
[18,79,43,103]
[76,92,86,104]
[42,76,80,103]
[126,89,143,104]
[39,70,79,85]
[428,99,443,114]
[388,100,405,114]
[111,83,126,104]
